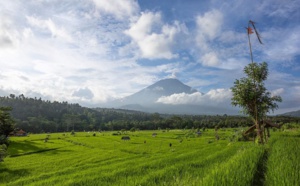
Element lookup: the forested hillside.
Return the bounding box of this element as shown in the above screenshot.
[282,110,300,117]
[0,94,298,133]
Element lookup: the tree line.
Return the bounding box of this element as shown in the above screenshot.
[0,94,298,134]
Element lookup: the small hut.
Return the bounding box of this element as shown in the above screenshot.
[15,129,27,136]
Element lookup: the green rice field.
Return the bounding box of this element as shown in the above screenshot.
[1,129,299,186]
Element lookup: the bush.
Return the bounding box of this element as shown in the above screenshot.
[229,129,248,142]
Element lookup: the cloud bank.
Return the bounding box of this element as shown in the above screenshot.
[157,89,232,106]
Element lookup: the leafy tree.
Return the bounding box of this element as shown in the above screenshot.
[0,107,15,162]
[231,62,282,143]
[0,107,15,138]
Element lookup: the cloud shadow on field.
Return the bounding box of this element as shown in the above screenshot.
[8,141,72,157]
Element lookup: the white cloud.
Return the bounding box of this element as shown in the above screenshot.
[201,52,220,66]
[196,9,223,40]
[72,87,94,99]
[169,71,177,79]
[26,16,73,42]
[259,0,300,19]
[157,89,231,105]
[125,12,182,59]
[195,9,227,67]
[263,27,300,65]
[0,15,20,49]
[92,0,139,20]
[271,88,284,97]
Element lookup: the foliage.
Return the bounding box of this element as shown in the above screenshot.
[231,62,282,143]
[0,107,15,138]
[228,129,248,142]
[0,95,297,134]
[231,62,282,118]
[0,144,7,162]
[130,127,136,132]
[0,135,9,146]
[0,107,15,162]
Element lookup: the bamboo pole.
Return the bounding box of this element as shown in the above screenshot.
[247,20,263,144]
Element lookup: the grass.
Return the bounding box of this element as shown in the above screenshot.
[265,133,300,186]
[0,128,299,185]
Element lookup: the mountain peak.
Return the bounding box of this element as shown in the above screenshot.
[151,78,183,86]
[148,78,196,95]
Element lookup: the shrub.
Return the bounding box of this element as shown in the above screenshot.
[130,127,136,132]
[229,129,248,142]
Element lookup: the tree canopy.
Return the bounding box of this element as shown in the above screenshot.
[0,107,15,162]
[231,62,282,143]
[0,107,15,138]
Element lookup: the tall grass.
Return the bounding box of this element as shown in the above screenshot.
[265,136,300,186]
[1,129,300,185]
[198,144,265,186]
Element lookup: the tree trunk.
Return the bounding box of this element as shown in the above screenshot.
[255,120,264,144]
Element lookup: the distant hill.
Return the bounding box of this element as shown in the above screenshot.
[282,110,300,117]
[0,95,153,133]
[1,94,298,133]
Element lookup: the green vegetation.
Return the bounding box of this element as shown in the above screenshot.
[0,107,15,162]
[265,133,300,186]
[231,62,282,144]
[0,95,298,133]
[0,107,15,138]
[1,129,299,185]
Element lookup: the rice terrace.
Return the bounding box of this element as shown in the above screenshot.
[1,0,300,186]
[1,128,300,186]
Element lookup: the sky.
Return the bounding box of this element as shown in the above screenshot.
[0,0,299,114]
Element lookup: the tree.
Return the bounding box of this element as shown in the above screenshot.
[231,62,282,143]
[0,107,15,138]
[0,107,15,162]
[231,20,282,144]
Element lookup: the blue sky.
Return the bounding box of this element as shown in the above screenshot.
[0,0,299,114]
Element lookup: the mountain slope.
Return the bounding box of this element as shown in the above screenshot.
[118,78,197,105]
[107,78,238,115]
[282,110,300,117]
